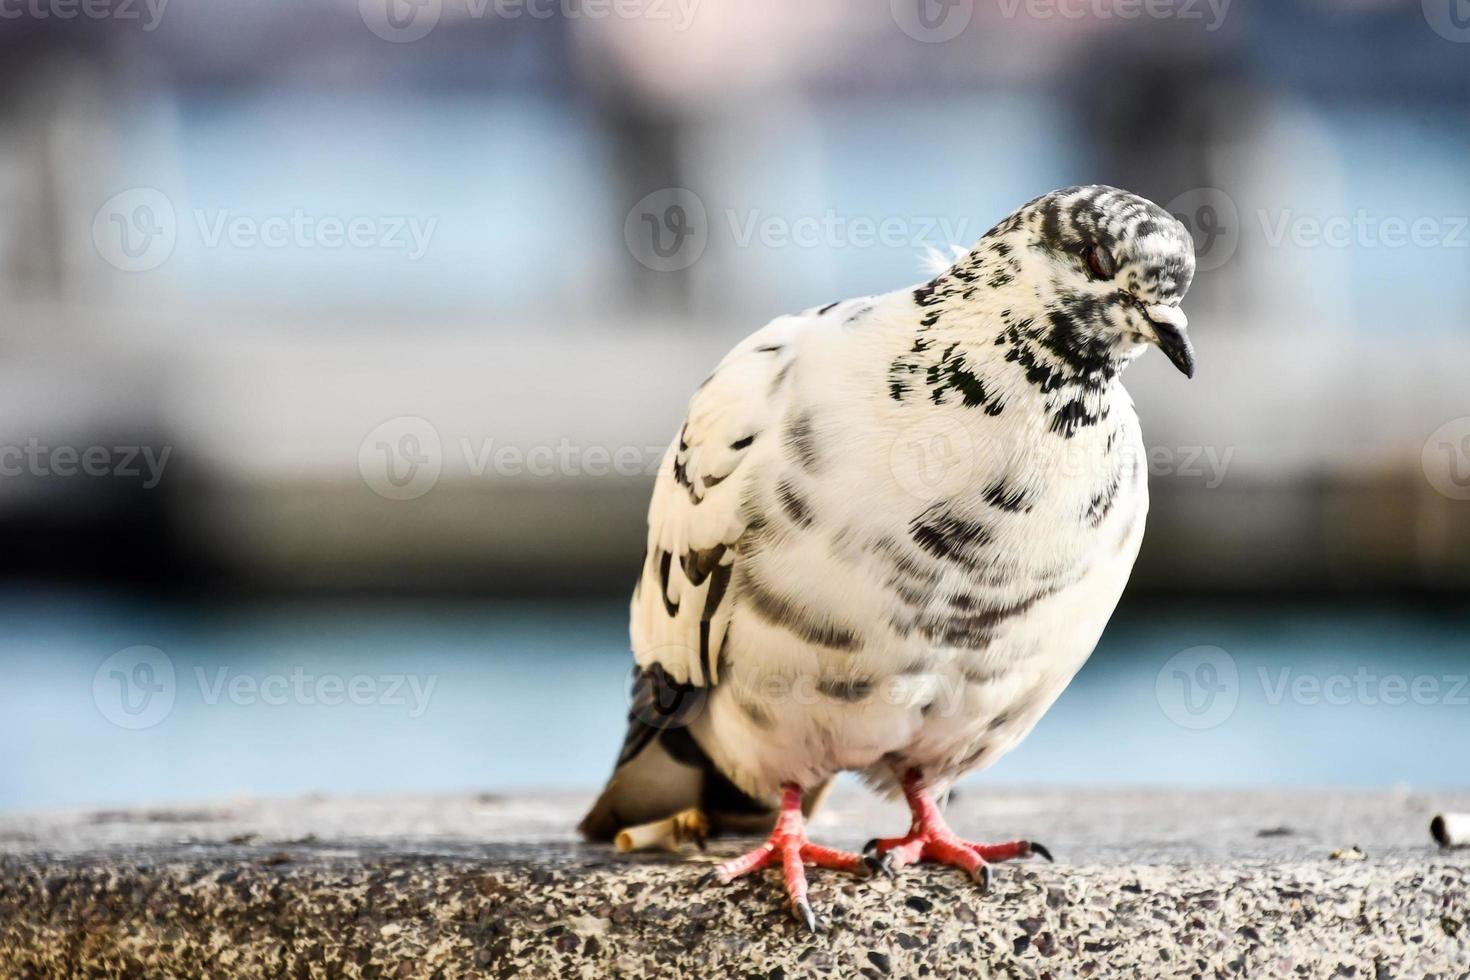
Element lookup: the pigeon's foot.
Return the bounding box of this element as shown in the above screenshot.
[864,769,1052,892]
[698,783,865,932]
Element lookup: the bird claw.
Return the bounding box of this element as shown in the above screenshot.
[971,861,993,895]
[793,897,819,934]
[866,771,1047,890]
[863,852,896,880]
[699,796,865,930]
[695,869,725,890]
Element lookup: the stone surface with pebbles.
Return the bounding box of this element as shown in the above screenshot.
[2,788,1468,978]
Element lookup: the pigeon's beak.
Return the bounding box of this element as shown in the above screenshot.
[1142,304,1195,379]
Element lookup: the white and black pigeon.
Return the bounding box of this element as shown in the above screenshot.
[581,185,1196,930]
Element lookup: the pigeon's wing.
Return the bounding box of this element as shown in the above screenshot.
[579,315,810,842]
[629,315,806,688]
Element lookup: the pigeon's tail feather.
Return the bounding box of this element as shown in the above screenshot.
[578,731,700,841]
[579,668,830,842]
[578,722,784,842]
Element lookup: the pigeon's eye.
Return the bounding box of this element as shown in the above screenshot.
[1084,245,1115,280]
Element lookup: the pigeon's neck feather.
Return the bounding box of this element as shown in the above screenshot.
[885,268,1132,441]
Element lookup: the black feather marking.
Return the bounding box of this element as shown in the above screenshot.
[783,412,821,472]
[906,585,1061,650]
[1039,198,1064,250]
[703,560,732,620]
[776,480,813,528]
[680,432,757,503]
[873,535,942,609]
[770,360,794,394]
[983,478,1033,514]
[919,341,1005,415]
[1003,332,1068,394]
[740,507,770,546]
[909,508,992,570]
[817,677,874,702]
[887,332,937,402]
[1049,397,1108,438]
[697,620,712,688]
[737,693,775,729]
[680,544,727,587]
[1114,508,1141,554]
[961,663,1005,683]
[1039,305,1121,380]
[740,568,858,652]
[1084,467,1123,528]
[956,745,989,771]
[657,550,680,616]
[697,559,734,682]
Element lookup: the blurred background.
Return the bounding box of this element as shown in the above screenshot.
[2,0,1468,813]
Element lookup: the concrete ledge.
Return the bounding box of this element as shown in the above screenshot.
[2,789,1468,978]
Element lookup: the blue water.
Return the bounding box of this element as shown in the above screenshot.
[1,591,1466,813]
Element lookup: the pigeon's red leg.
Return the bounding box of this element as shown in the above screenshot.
[865,769,1052,891]
[699,783,866,931]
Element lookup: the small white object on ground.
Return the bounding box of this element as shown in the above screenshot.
[1431,813,1470,848]
[614,808,709,852]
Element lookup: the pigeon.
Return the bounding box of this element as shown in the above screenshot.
[581,185,1196,929]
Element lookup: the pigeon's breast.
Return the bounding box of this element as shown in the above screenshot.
[703,392,1149,795]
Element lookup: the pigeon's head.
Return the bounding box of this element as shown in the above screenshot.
[986,185,1197,377]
